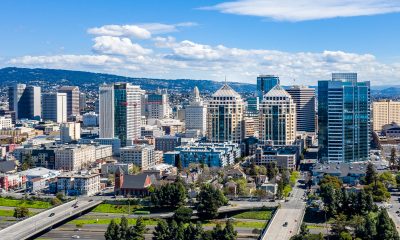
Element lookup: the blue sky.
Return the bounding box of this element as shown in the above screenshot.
[1,0,400,85]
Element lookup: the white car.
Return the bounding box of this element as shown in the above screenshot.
[71,235,80,239]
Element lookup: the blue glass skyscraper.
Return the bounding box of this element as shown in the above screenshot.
[257,75,280,97]
[318,73,370,163]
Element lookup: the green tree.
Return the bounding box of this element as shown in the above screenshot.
[176,157,183,172]
[184,222,204,240]
[168,220,185,240]
[365,163,378,185]
[174,206,193,223]
[319,175,342,190]
[211,223,225,240]
[152,219,170,240]
[396,173,400,188]
[234,178,248,196]
[222,219,237,240]
[339,231,352,240]
[120,216,129,240]
[127,216,147,240]
[51,197,62,206]
[129,165,140,174]
[151,181,187,208]
[266,162,278,180]
[197,184,228,219]
[105,219,121,240]
[379,171,396,188]
[355,216,376,240]
[390,147,397,169]
[364,181,391,202]
[376,209,400,240]
[13,206,29,218]
[56,192,65,201]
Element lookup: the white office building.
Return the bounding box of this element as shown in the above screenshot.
[185,86,207,136]
[42,93,67,123]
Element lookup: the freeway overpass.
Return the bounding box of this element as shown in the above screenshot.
[0,197,102,240]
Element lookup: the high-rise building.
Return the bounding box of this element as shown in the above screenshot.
[144,89,170,120]
[257,75,280,96]
[372,100,400,131]
[259,85,296,146]
[318,73,370,163]
[99,83,143,147]
[207,84,244,143]
[286,86,316,133]
[42,93,67,123]
[79,92,86,112]
[58,86,80,117]
[185,86,207,135]
[8,84,41,120]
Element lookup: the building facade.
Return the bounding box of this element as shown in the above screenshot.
[259,85,297,146]
[257,75,280,96]
[42,93,67,123]
[185,87,207,135]
[318,73,370,163]
[144,90,170,119]
[99,83,143,147]
[58,86,80,117]
[57,172,100,196]
[8,84,41,120]
[120,144,155,170]
[286,86,316,133]
[372,100,400,131]
[55,145,96,171]
[60,122,81,143]
[207,84,244,143]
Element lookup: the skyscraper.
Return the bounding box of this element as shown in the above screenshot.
[286,86,316,133]
[42,93,67,123]
[257,75,280,96]
[8,84,41,120]
[185,87,207,135]
[318,73,370,163]
[259,85,296,146]
[207,84,244,143]
[58,86,80,117]
[99,83,143,147]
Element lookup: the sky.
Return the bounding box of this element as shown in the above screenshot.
[1,0,400,86]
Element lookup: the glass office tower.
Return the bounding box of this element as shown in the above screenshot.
[257,75,280,97]
[318,73,370,163]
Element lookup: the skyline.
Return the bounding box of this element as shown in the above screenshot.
[1,0,400,85]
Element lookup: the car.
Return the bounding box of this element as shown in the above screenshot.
[71,235,80,239]
[283,222,288,227]
[88,199,93,202]
[74,205,79,208]
[74,228,81,231]
[49,213,55,217]
[396,211,399,214]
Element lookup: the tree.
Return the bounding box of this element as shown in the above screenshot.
[376,209,400,240]
[277,180,285,199]
[184,222,204,240]
[365,163,378,185]
[176,157,183,172]
[222,219,237,240]
[331,213,348,236]
[50,197,62,206]
[339,231,352,240]
[211,223,225,240]
[396,173,400,188]
[13,206,29,218]
[390,147,397,169]
[355,216,376,240]
[234,178,248,196]
[151,181,187,208]
[299,223,309,236]
[174,206,193,223]
[120,216,129,240]
[56,192,65,201]
[21,154,35,170]
[129,165,140,175]
[319,175,342,190]
[266,162,278,180]
[127,216,147,240]
[152,220,170,240]
[364,181,391,202]
[105,219,121,240]
[168,220,185,240]
[379,171,396,189]
[254,189,267,199]
[197,184,228,219]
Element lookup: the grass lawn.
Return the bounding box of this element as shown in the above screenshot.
[232,210,273,220]
[0,197,50,209]
[92,203,142,214]
[307,224,325,229]
[0,209,36,217]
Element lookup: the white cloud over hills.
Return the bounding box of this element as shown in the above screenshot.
[6,22,400,85]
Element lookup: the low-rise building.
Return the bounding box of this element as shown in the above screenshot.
[155,136,182,152]
[120,144,155,170]
[164,142,240,168]
[57,171,100,196]
[255,146,297,170]
[114,167,153,197]
[101,163,132,176]
[0,173,26,191]
[55,144,96,171]
[311,162,367,186]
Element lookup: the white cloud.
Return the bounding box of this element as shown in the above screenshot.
[203,0,400,21]
[7,27,400,85]
[137,22,197,34]
[87,25,151,39]
[92,36,152,56]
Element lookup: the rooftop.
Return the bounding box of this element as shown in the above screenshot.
[212,84,241,98]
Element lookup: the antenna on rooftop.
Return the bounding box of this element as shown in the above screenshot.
[224,75,227,85]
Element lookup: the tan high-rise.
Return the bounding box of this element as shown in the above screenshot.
[372,100,400,131]
[207,84,244,143]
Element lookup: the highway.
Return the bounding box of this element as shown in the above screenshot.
[261,179,307,240]
[0,197,102,240]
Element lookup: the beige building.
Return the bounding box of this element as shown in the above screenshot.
[55,145,96,171]
[60,122,81,143]
[207,84,244,143]
[57,171,100,196]
[259,85,296,146]
[372,100,400,131]
[120,144,155,170]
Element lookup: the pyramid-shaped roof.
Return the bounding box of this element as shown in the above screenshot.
[264,85,291,98]
[212,84,241,97]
